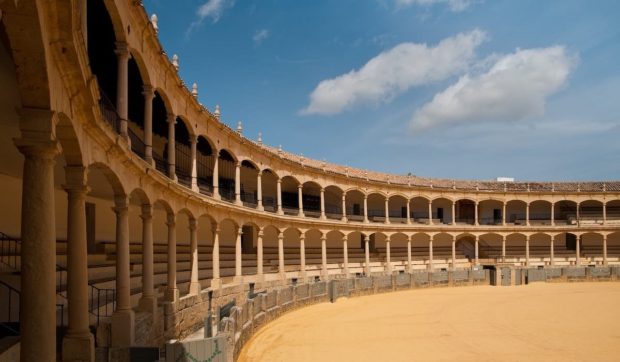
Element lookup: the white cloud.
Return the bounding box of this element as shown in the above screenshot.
[301,29,487,115]
[396,0,473,12]
[410,46,578,131]
[253,29,270,46]
[197,0,234,23]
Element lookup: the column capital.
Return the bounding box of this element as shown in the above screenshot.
[278,231,284,239]
[237,226,243,234]
[14,138,60,160]
[63,166,88,189]
[112,205,128,215]
[114,41,130,58]
[364,235,370,242]
[140,204,152,219]
[258,228,264,237]
[297,184,303,190]
[277,178,282,184]
[190,134,198,145]
[189,217,197,231]
[166,113,176,124]
[142,84,155,98]
[166,213,176,226]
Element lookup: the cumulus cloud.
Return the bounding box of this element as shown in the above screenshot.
[301,29,487,115]
[410,46,578,131]
[253,29,270,46]
[395,0,473,12]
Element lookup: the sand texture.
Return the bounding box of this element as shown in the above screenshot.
[238,283,620,362]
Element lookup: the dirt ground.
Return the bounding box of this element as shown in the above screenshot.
[237,283,620,362]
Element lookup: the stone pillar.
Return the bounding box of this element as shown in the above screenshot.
[474,235,479,265]
[385,235,392,273]
[343,236,349,277]
[428,201,433,225]
[297,185,304,217]
[526,202,530,226]
[603,234,608,266]
[115,42,130,140]
[341,194,347,222]
[211,226,221,287]
[299,232,306,280]
[603,202,607,225]
[166,114,176,179]
[276,179,283,215]
[189,218,201,295]
[321,235,328,279]
[384,198,390,224]
[364,235,370,276]
[502,202,507,226]
[451,235,456,270]
[575,234,580,266]
[407,235,413,273]
[550,202,555,226]
[138,204,156,313]
[142,85,155,164]
[576,203,580,225]
[15,124,61,362]
[474,201,479,226]
[502,235,506,263]
[256,171,264,211]
[278,232,285,281]
[451,201,456,225]
[165,213,178,301]
[428,235,434,271]
[62,167,94,361]
[256,228,264,280]
[406,200,411,224]
[111,197,135,347]
[525,235,530,267]
[363,195,369,223]
[320,188,326,219]
[235,162,241,205]
[190,136,198,192]
[212,156,220,199]
[550,234,555,266]
[235,227,243,282]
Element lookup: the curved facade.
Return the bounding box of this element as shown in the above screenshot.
[0,1,619,361]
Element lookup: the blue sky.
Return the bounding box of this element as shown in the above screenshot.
[144,0,620,181]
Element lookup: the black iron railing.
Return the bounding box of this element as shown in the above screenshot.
[0,232,20,271]
[153,151,168,175]
[128,127,146,159]
[175,143,192,188]
[98,90,121,134]
[0,281,20,335]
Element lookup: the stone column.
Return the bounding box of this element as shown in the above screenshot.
[407,235,413,273]
[603,233,608,266]
[320,188,326,219]
[364,235,370,276]
[341,194,347,222]
[189,218,201,295]
[138,204,156,313]
[15,128,60,362]
[363,195,369,223]
[474,235,479,265]
[166,114,176,179]
[297,185,304,217]
[234,226,243,282]
[256,171,264,211]
[451,235,456,270]
[550,202,555,226]
[142,85,155,164]
[428,235,434,271]
[115,42,130,140]
[603,202,607,225]
[212,156,220,199]
[111,197,134,347]
[321,234,328,279]
[474,201,479,226]
[211,226,221,288]
[428,200,433,225]
[384,198,390,224]
[550,234,555,266]
[343,236,349,277]
[451,201,456,225]
[525,235,530,267]
[385,235,392,273]
[502,202,507,226]
[576,203,581,225]
[526,202,530,226]
[190,136,198,192]
[235,162,241,205]
[165,213,178,301]
[299,232,306,280]
[502,235,506,263]
[406,200,411,224]
[276,179,283,215]
[278,232,285,281]
[575,234,580,266]
[62,167,94,361]
[256,228,264,279]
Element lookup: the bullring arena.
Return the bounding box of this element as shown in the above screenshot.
[0,1,619,362]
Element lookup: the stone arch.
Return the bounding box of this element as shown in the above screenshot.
[410,196,430,224]
[366,192,386,223]
[324,185,344,219]
[388,194,408,223]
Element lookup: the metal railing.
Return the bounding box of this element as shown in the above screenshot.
[98,90,121,134]
[0,281,20,335]
[128,127,146,159]
[0,232,20,270]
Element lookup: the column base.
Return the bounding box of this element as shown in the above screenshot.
[210,278,222,289]
[62,332,95,362]
[233,275,243,284]
[137,295,157,314]
[189,282,202,296]
[165,287,179,303]
[111,309,135,347]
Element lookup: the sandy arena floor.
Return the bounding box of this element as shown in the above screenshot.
[237,283,620,362]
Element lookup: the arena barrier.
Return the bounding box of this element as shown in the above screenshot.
[165,335,228,362]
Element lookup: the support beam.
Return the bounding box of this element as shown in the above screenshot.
[526,202,530,226]
[320,188,326,219]
[603,202,607,225]
[384,198,390,224]
[234,227,243,282]
[115,42,130,140]
[165,213,178,302]
[321,234,328,279]
[341,194,347,222]
[603,233,608,266]
[525,235,530,267]
[428,235,434,271]
[364,235,370,276]
[299,232,306,280]
[575,234,581,266]
[190,136,198,192]
[256,171,264,211]
[406,200,411,225]
[142,85,155,164]
[276,179,283,215]
[451,235,456,270]
[474,201,479,226]
[385,235,392,273]
[235,162,241,205]
[212,156,220,200]
[343,236,349,277]
[474,235,479,265]
[211,225,221,288]
[428,200,433,225]
[189,218,201,295]
[550,202,555,226]
[407,235,413,273]
[166,114,176,179]
[278,232,285,281]
[138,204,156,313]
[502,235,506,263]
[451,201,456,226]
[257,228,264,279]
[502,202,507,226]
[297,185,304,217]
[550,234,555,266]
[363,195,369,223]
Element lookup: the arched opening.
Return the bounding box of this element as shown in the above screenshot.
[241,223,258,275]
[324,186,343,220]
[478,233,503,262]
[367,193,386,223]
[280,176,300,215]
[218,150,236,202]
[410,233,431,270]
[261,225,280,277]
[579,200,604,225]
[197,214,215,288]
[455,199,475,225]
[432,198,453,225]
[505,200,527,225]
[240,160,259,207]
[196,136,215,195]
[260,170,278,212]
[126,55,147,158]
[529,233,551,266]
[326,231,345,275]
[455,234,476,263]
[87,0,118,114]
[530,200,552,225]
[555,200,577,225]
[302,182,321,218]
[410,197,430,224]
[478,199,503,225]
[174,117,193,187]
[388,195,408,223]
[218,219,239,282]
[606,200,620,224]
[175,210,193,295]
[433,233,453,270]
[304,229,323,277]
[607,231,620,263]
[345,190,365,222]
[389,233,409,271]
[283,228,301,274]
[151,91,171,174]
[505,233,527,265]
